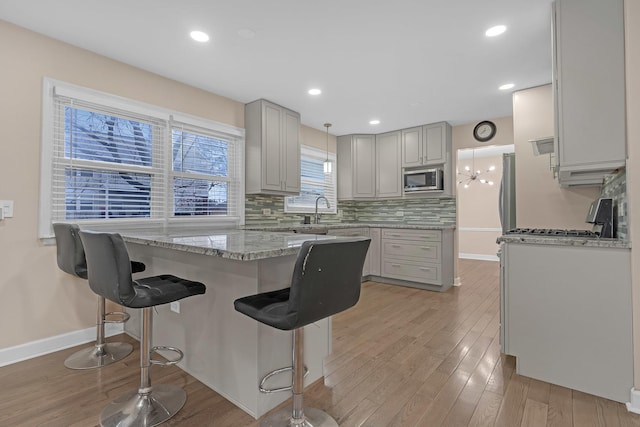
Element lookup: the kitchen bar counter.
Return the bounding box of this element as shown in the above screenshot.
[497,234,630,248]
[122,229,337,261]
[120,229,336,418]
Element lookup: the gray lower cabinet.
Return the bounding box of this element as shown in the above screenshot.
[376,228,454,292]
[501,242,632,403]
[552,0,626,186]
[245,99,301,195]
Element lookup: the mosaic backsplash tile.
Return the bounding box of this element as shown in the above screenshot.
[245,195,456,227]
[600,168,627,240]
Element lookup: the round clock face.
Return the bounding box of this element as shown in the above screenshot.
[473,121,496,142]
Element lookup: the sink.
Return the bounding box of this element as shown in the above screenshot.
[290,227,329,235]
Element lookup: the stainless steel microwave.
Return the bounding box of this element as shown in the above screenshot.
[403,168,443,192]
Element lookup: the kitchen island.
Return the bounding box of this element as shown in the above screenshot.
[120,230,338,419]
[498,235,632,403]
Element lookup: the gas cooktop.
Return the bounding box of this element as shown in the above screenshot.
[505,228,599,237]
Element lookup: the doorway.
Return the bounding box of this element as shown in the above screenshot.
[457,144,514,261]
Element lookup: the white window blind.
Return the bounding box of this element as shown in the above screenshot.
[39,79,245,238]
[285,146,337,214]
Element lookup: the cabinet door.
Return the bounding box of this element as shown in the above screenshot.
[424,123,446,165]
[282,109,301,193]
[369,228,381,276]
[554,0,625,182]
[401,127,423,167]
[375,131,402,198]
[352,135,376,198]
[262,102,283,192]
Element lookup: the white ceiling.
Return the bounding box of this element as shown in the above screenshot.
[0,0,553,136]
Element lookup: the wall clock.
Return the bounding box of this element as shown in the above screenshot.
[473,120,497,142]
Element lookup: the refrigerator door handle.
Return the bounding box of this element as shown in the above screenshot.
[499,177,504,232]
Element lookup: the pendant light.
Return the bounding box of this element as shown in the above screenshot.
[323,123,332,174]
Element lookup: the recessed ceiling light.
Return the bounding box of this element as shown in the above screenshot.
[190,31,210,42]
[308,89,322,95]
[369,120,380,125]
[499,83,515,90]
[485,25,507,37]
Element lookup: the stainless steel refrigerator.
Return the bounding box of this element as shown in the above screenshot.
[499,152,516,233]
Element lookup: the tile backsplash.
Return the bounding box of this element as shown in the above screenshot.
[245,195,456,227]
[600,168,627,240]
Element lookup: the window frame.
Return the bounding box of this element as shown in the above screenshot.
[39,78,245,239]
[284,145,337,214]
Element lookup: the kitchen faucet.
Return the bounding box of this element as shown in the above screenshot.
[314,196,330,224]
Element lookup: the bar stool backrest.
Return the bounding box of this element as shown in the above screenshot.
[286,238,370,329]
[53,223,88,279]
[79,231,136,306]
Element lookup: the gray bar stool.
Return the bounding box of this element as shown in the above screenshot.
[53,223,146,370]
[79,230,206,427]
[234,238,370,427]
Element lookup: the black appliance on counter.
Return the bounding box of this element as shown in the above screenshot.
[586,197,614,238]
[505,197,615,239]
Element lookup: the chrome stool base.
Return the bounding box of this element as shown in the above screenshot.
[260,407,338,427]
[99,384,186,427]
[64,342,133,370]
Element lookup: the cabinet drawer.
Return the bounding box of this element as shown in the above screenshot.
[382,240,440,263]
[381,260,440,284]
[329,228,368,237]
[382,229,441,242]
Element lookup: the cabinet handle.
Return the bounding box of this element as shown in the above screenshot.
[419,267,431,271]
[391,244,401,248]
[420,247,433,250]
[391,264,401,268]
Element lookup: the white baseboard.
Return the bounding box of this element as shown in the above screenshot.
[0,323,124,368]
[459,253,500,262]
[626,388,640,413]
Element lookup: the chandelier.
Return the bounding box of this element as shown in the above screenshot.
[458,149,495,188]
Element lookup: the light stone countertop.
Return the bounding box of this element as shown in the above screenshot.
[122,229,339,261]
[497,234,631,249]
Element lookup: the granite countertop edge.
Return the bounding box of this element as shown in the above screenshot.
[496,235,631,249]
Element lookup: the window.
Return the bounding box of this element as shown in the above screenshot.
[285,146,336,214]
[39,79,244,238]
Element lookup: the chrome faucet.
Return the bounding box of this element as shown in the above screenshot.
[314,196,330,224]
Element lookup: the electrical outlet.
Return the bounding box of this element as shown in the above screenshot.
[338,209,343,217]
[0,200,14,218]
[262,208,271,215]
[170,301,180,313]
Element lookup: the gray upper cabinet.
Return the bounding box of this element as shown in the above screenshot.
[337,134,376,200]
[552,0,626,186]
[376,131,402,198]
[245,99,301,195]
[401,122,450,167]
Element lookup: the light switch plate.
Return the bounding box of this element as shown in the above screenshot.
[0,200,14,218]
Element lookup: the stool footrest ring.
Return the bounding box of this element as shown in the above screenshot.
[259,365,309,394]
[104,311,130,324]
[150,346,184,366]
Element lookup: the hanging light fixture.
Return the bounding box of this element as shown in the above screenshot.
[457,148,495,188]
[323,123,332,174]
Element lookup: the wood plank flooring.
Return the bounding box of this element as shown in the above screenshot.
[1,259,638,426]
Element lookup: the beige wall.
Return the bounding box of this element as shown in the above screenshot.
[457,154,503,258]
[0,20,327,349]
[624,0,640,388]
[512,85,599,228]
[300,125,337,153]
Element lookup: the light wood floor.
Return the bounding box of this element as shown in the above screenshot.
[1,259,638,426]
